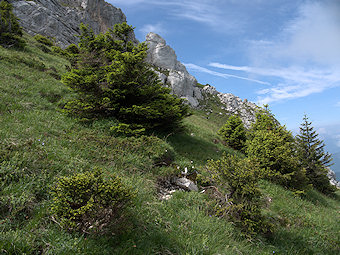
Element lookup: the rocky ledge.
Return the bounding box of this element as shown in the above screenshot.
[9,0,135,48]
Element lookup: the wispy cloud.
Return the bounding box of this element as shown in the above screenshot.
[227,0,340,104]
[108,0,240,31]
[209,62,340,104]
[184,63,270,85]
[336,101,340,107]
[139,23,166,37]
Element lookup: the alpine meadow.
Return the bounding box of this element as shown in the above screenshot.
[1,1,339,254]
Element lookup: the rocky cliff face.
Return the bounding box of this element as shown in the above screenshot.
[145,33,258,127]
[145,32,203,107]
[9,0,134,48]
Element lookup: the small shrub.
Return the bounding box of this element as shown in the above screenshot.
[51,45,66,56]
[207,154,272,237]
[34,34,54,46]
[218,115,247,151]
[65,43,79,54]
[50,168,134,234]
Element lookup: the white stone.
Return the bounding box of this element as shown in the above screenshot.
[174,177,198,192]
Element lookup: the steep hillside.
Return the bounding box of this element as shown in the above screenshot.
[0,34,339,255]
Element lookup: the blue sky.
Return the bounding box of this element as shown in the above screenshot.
[108,0,340,154]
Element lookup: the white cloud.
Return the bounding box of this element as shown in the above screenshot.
[335,101,340,107]
[209,62,340,104]
[229,0,340,104]
[108,0,241,31]
[184,63,270,85]
[139,23,166,37]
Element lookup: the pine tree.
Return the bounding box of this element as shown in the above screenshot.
[218,115,246,151]
[0,0,25,48]
[246,108,308,191]
[296,115,335,194]
[62,23,189,135]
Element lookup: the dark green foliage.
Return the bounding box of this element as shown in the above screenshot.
[207,154,272,237]
[296,115,336,194]
[246,109,308,191]
[218,115,246,151]
[62,23,189,134]
[0,0,25,48]
[34,34,54,46]
[65,43,79,54]
[50,168,134,234]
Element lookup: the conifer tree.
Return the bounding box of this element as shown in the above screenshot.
[62,23,189,135]
[246,108,308,191]
[296,115,335,194]
[0,0,25,48]
[218,115,246,151]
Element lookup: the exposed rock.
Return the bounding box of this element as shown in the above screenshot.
[145,33,258,126]
[201,85,258,128]
[9,0,136,48]
[174,177,199,192]
[327,168,340,188]
[145,32,202,107]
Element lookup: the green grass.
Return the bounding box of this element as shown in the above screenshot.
[0,34,339,254]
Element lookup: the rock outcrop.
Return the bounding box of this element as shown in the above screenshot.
[145,32,203,107]
[202,85,258,128]
[327,168,340,189]
[145,33,258,127]
[9,0,136,48]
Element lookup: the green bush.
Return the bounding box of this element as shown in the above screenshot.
[62,23,189,134]
[64,43,79,54]
[50,169,134,234]
[218,115,246,151]
[0,0,25,48]
[207,154,271,237]
[246,109,308,191]
[34,34,54,46]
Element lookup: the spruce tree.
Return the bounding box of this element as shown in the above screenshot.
[218,115,246,151]
[0,0,25,48]
[62,23,189,135]
[296,115,335,194]
[246,108,308,191]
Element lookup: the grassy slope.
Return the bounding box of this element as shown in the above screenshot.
[0,36,339,255]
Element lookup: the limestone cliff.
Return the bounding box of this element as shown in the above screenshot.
[145,33,258,127]
[145,32,203,107]
[9,0,135,48]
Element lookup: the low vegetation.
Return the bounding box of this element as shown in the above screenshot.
[0,17,339,254]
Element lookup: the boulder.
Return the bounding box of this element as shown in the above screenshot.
[174,177,199,192]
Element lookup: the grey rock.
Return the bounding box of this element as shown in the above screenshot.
[174,177,198,192]
[145,32,202,107]
[202,85,258,128]
[327,168,340,188]
[9,0,136,48]
[145,33,258,125]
